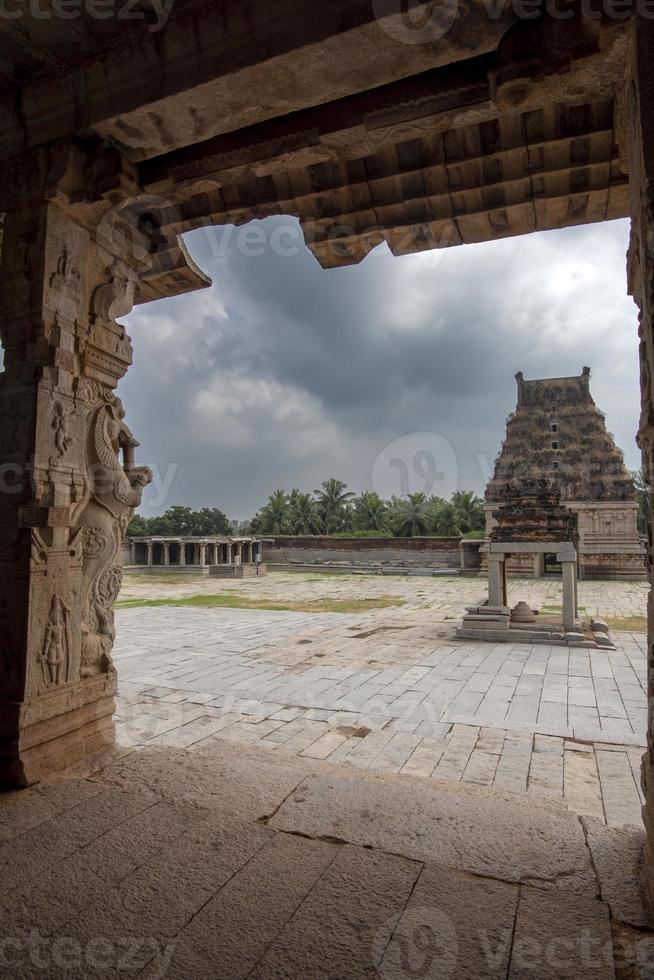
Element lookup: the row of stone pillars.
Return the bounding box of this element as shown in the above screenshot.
[130,541,261,567]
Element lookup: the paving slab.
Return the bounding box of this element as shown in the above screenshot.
[269,773,596,893]
[251,845,420,980]
[583,818,652,928]
[379,865,518,980]
[508,887,614,979]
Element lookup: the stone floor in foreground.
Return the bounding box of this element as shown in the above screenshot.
[1,574,653,978]
[0,740,652,979]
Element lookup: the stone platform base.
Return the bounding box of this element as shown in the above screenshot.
[456,605,615,649]
[0,675,117,787]
[125,564,213,575]
[268,561,461,576]
[209,564,267,578]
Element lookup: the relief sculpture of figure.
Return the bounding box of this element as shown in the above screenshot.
[41,595,72,687]
[74,386,152,679]
[52,401,74,457]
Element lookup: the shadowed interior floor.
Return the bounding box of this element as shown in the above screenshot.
[0,738,653,979]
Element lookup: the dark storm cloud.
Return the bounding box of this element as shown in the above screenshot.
[120,216,639,521]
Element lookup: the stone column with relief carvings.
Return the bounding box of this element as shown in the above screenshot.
[626,18,654,901]
[0,144,152,785]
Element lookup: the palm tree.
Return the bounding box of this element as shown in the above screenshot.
[341,502,355,533]
[451,490,485,534]
[314,478,354,534]
[288,492,323,534]
[259,490,290,534]
[354,491,389,532]
[431,499,462,536]
[392,492,431,537]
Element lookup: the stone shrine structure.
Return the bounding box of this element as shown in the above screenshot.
[484,369,646,579]
[459,479,612,646]
[127,535,264,576]
[3,4,654,904]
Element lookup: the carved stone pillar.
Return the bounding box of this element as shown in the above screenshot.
[0,146,151,784]
[560,559,577,630]
[147,542,153,567]
[163,543,170,567]
[627,18,654,904]
[180,542,186,567]
[487,555,506,607]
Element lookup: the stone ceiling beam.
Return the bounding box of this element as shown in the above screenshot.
[0,0,516,164]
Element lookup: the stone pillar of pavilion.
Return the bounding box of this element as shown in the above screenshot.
[458,479,578,640]
[147,542,153,567]
[627,16,654,904]
[199,544,206,568]
[130,541,136,566]
[487,555,506,608]
[179,543,186,568]
[163,543,170,567]
[0,143,154,785]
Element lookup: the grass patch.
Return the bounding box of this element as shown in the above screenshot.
[540,604,587,615]
[115,594,405,614]
[603,615,647,633]
[122,573,204,586]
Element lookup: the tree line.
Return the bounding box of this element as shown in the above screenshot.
[246,480,486,538]
[127,482,487,539]
[128,472,651,539]
[128,506,232,537]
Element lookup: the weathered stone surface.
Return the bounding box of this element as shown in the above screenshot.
[612,922,654,980]
[270,773,596,893]
[151,833,337,980]
[583,818,652,928]
[98,744,307,821]
[379,865,519,979]
[508,886,614,979]
[251,845,421,980]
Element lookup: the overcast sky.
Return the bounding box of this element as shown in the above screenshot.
[120,216,640,522]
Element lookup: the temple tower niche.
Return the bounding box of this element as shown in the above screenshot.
[484,368,646,580]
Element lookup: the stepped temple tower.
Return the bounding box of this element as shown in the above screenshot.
[484,369,646,579]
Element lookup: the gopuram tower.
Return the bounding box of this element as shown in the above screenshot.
[484,368,646,579]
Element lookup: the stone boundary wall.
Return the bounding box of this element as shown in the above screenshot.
[263,536,462,568]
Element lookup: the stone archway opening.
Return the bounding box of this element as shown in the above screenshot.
[1,12,654,940]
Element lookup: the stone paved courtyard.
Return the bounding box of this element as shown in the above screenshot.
[114,573,649,830]
[1,572,653,978]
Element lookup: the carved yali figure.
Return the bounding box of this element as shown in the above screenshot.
[74,386,151,679]
[40,595,72,687]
